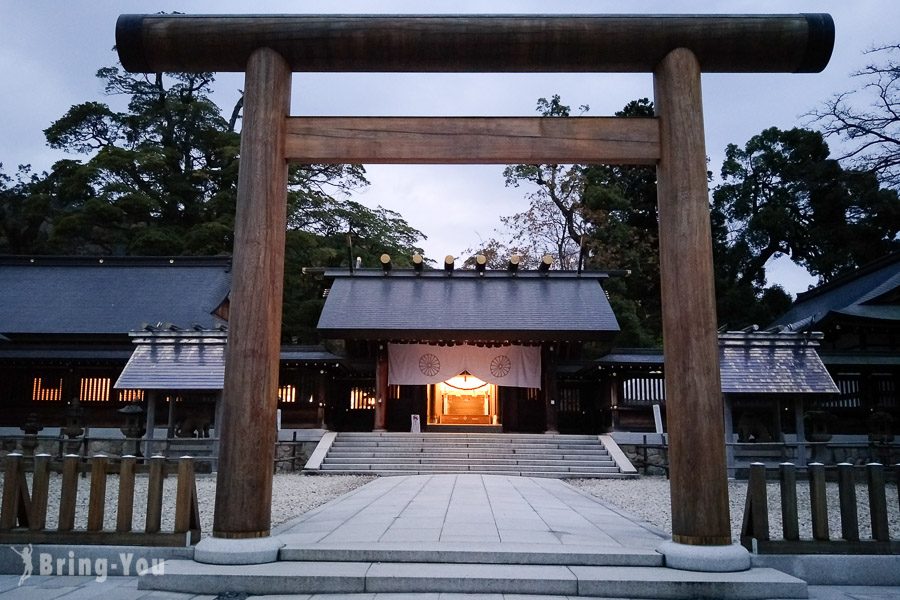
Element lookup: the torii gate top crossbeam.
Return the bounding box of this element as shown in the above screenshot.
[116,13,833,74]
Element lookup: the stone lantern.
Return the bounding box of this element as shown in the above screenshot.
[20,412,43,455]
[118,403,146,457]
[62,397,85,455]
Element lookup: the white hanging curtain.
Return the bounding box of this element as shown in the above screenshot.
[388,343,541,389]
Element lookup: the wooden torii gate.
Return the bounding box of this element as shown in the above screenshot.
[116,13,833,560]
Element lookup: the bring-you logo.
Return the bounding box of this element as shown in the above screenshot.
[8,545,165,584]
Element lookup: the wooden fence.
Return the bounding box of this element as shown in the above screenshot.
[0,453,200,546]
[741,462,899,554]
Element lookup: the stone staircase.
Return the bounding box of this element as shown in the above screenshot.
[313,432,634,477]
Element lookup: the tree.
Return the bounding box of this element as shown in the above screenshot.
[0,164,53,254]
[40,65,370,256]
[496,97,662,346]
[501,95,588,269]
[713,127,899,288]
[8,62,427,342]
[808,43,900,190]
[578,99,661,346]
[282,202,427,342]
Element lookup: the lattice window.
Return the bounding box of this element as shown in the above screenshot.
[32,377,63,402]
[118,389,144,403]
[279,384,297,404]
[872,373,897,408]
[828,374,861,409]
[350,386,375,410]
[526,388,540,401]
[79,378,111,402]
[559,387,581,413]
[622,376,666,406]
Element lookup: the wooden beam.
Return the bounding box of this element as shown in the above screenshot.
[116,14,833,74]
[374,345,388,432]
[284,117,659,165]
[654,48,731,547]
[214,47,291,539]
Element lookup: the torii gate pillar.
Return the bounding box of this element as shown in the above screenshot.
[653,48,748,570]
[213,48,291,543]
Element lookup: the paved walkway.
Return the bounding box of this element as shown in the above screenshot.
[275,474,664,552]
[0,474,898,598]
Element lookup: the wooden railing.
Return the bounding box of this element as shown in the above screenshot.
[0,453,200,546]
[741,462,899,554]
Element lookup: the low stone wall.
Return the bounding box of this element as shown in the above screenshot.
[823,443,900,465]
[1,428,327,473]
[617,443,669,476]
[274,440,320,472]
[0,436,131,458]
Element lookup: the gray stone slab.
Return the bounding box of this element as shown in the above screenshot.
[379,528,443,543]
[658,540,751,572]
[807,586,900,600]
[437,534,501,543]
[193,536,283,565]
[280,541,662,566]
[44,580,145,600]
[364,563,577,595]
[753,554,900,586]
[570,566,807,599]
[498,530,561,544]
[138,560,369,595]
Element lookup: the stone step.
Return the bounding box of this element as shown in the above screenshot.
[313,469,634,478]
[325,450,611,459]
[322,457,617,467]
[319,463,622,474]
[331,439,604,446]
[337,432,598,440]
[318,432,625,478]
[331,442,606,451]
[141,561,806,599]
[278,541,663,566]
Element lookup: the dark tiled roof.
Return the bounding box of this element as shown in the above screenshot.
[0,257,231,335]
[115,332,342,390]
[718,332,838,395]
[281,346,343,363]
[0,347,133,361]
[594,332,838,395]
[115,334,226,390]
[771,252,900,328]
[819,353,900,367]
[317,270,620,342]
[596,350,664,366]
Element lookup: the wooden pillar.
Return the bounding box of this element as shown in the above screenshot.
[374,344,388,431]
[143,391,157,457]
[144,391,157,440]
[167,395,176,438]
[213,47,291,539]
[722,395,735,478]
[316,370,327,429]
[609,375,621,432]
[793,397,808,467]
[654,48,731,546]
[543,345,559,434]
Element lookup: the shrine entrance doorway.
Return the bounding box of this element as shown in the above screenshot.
[430,374,499,427]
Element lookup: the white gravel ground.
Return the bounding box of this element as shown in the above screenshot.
[569,476,900,542]
[8,471,898,544]
[14,472,375,537]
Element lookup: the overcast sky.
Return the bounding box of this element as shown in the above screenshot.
[2,1,898,295]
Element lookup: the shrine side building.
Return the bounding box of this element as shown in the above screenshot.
[2,253,895,448]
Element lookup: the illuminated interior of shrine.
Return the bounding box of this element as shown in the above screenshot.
[428,372,498,425]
